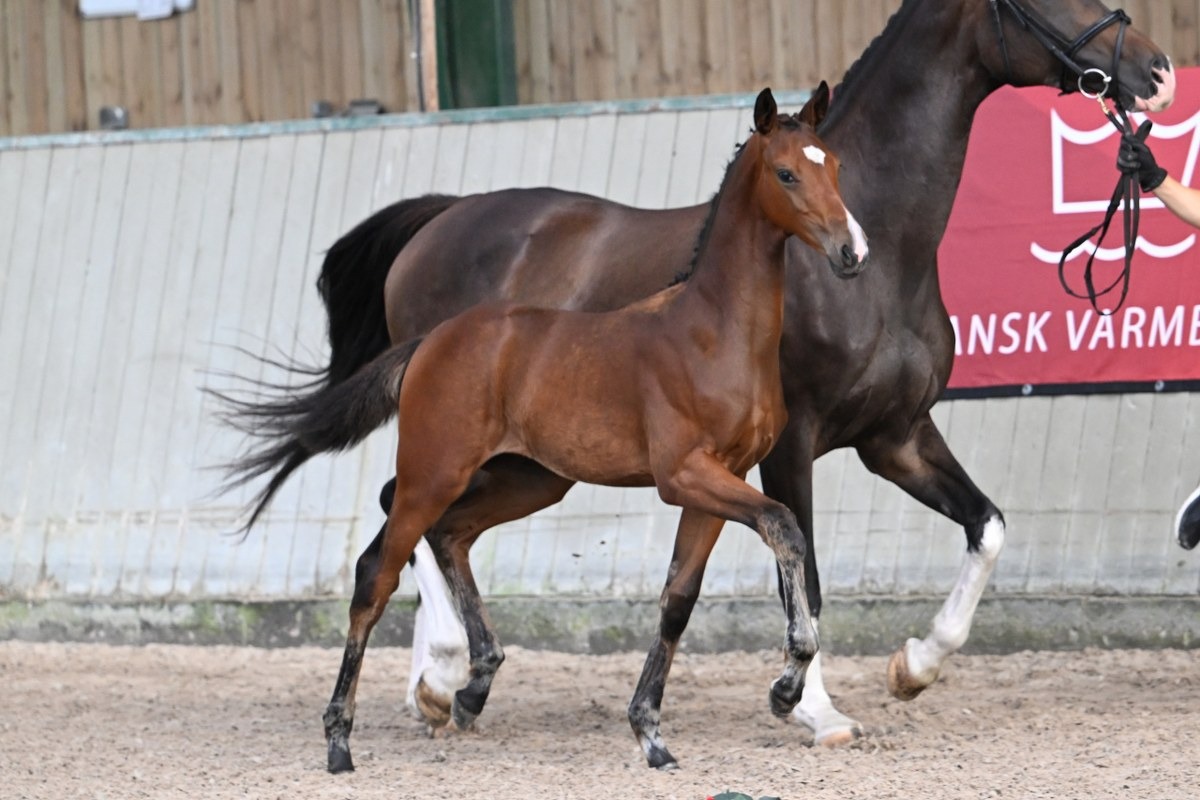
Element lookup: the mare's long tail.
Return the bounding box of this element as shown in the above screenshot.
[319,194,459,387]
[214,339,422,532]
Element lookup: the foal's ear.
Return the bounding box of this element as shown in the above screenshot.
[754,87,778,134]
[798,80,831,128]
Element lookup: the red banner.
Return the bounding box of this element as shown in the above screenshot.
[939,69,1200,394]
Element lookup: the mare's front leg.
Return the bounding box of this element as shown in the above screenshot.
[628,508,724,769]
[657,452,818,724]
[857,413,1004,701]
[758,428,862,746]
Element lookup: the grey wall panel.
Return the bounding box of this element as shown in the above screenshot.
[1,97,1197,605]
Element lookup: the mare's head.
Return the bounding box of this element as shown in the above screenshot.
[979,0,1174,111]
[749,85,868,279]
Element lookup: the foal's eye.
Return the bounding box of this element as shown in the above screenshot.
[776,169,797,184]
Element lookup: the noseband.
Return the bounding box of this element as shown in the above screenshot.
[989,0,1130,99]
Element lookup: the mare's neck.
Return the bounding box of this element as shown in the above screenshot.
[821,0,997,263]
[678,147,788,352]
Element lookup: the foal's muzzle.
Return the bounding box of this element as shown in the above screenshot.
[827,211,869,279]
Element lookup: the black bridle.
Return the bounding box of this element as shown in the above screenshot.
[990,0,1141,314]
[990,0,1131,98]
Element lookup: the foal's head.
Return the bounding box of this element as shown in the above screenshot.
[749,86,868,279]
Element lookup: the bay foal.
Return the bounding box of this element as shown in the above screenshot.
[319,88,868,772]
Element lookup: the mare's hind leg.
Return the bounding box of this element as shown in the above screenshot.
[628,508,723,770]
[857,413,1004,702]
[656,453,818,730]
[759,437,862,746]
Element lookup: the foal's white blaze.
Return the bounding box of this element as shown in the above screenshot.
[845,209,869,262]
[803,145,827,165]
[406,538,469,719]
[903,516,1005,685]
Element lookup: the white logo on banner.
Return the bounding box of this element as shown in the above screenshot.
[1029,109,1200,264]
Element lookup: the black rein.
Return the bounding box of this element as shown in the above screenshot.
[991,0,1141,314]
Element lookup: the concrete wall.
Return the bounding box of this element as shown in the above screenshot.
[2,94,1199,614]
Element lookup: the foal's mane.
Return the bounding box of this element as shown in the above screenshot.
[671,113,805,287]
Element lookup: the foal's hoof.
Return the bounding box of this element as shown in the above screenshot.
[886,646,934,701]
[645,745,679,771]
[815,725,861,748]
[326,739,355,774]
[768,677,804,718]
[414,674,453,728]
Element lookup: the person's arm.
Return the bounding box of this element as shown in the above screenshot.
[1149,175,1200,228]
[1118,125,1200,229]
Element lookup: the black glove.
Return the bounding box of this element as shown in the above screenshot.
[1117,120,1167,192]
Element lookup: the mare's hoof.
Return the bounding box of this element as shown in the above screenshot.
[414,674,453,727]
[430,717,477,739]
[326,740,355,774]
[815,725,861,748]
[450,696,482,732]
[791,704,864,747]
[886,646,932,701]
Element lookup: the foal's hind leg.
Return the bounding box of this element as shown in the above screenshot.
[364,477,471,726]
[423,457,576,731]
[323,467,478,772]
[656,453,818,727]
[628,508,724,770]
[365,462,574,731]
[857,413,1004,702]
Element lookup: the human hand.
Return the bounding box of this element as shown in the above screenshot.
[1117,120,1167,192]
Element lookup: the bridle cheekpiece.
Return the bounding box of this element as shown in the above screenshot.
[989,0,1130,100]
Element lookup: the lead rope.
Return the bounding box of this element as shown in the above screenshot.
[1056,22,1140,315]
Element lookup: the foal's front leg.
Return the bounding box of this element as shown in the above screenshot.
[656,452,819,723]
[628,507,724,769]
[759,433,863,746]
[858,413,1004,701]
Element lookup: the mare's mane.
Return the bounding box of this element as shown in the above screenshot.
[828,0,917,113]
[671,113,806,287]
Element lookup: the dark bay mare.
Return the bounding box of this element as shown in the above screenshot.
[221,0,1176,762]
[298,89,867,771]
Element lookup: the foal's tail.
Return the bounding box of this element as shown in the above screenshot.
[213,194,457,532]
[319,194,459,387]
[215,338,422,532]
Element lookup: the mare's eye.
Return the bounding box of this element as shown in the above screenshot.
[776,169,797,184]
